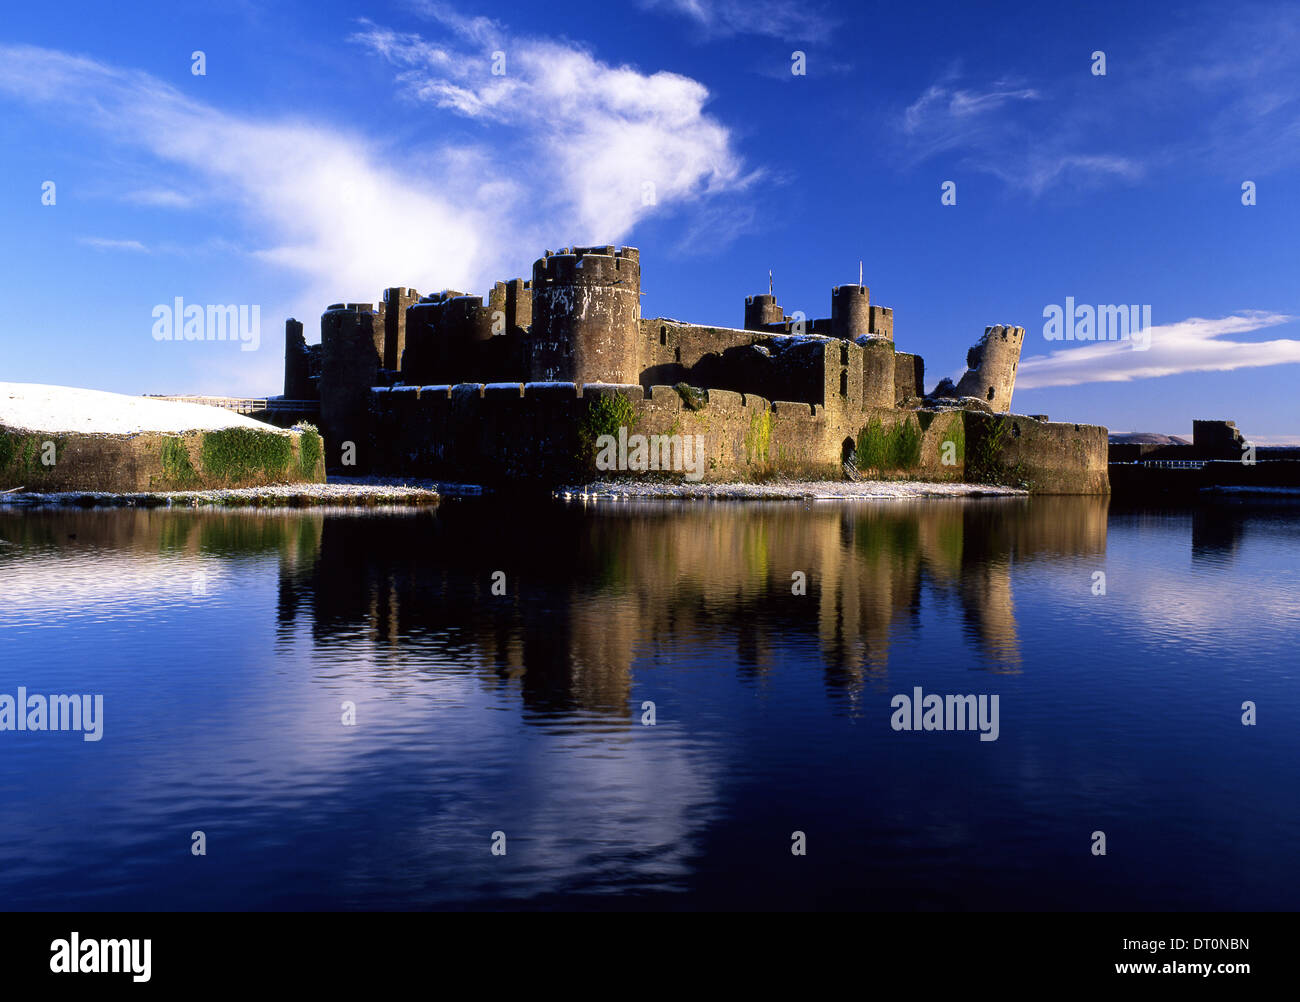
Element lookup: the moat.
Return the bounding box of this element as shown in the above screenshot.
[1,496,1297,910]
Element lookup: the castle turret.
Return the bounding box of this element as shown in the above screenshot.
[319,303,384,463]
[744,294,784,331]
[831,284,870,339]
[284,318,309,398]
[382,287,420,373]
[505,277,531,332]
[529,246,641,383]
[953,325,1025,412]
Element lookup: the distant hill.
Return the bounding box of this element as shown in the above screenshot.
[1108,432,1190,445]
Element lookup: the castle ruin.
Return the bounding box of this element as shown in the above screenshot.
[284,245,1108,492]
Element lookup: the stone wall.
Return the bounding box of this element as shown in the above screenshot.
[362,384,1108,493]
[894,352,924,404]
[0,425,325,493]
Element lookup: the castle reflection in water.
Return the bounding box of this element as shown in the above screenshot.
[260,496,1112,715]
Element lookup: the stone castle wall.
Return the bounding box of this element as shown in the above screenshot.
[362,383,1106,493]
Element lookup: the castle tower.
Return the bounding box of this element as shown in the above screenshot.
[443,293,497,382]
[831,284,870,339]
[284,318,309,398]
[954,325,1025,412]
[382,287,420,373]
[744,294,784,331]
[529,246,641,383]
[505,278,531,332]
[319,303,384,461]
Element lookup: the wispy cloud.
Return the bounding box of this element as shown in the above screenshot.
[637,0,835,42]
[898,71,1142,196]
[351,12,758,242]
[0,16,751,314]
[1017,312,1300,389]
[77,236,149,252]
[122,188,194,209]
[898,6,1300,195]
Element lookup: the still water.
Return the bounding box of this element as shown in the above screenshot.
[1,497,1297,910]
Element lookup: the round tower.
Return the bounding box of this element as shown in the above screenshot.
[319,304,383,461]
[744,294,783,331]
[529,246,641,384]
[831,284,870,339]
[954,325,1026,412]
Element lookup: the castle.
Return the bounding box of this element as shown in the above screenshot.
[284,245,1109,492]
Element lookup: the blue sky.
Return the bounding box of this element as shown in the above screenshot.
[2,0,1298,440]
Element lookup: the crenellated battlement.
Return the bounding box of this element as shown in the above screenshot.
[533,246,641,287]
[289,242,1082,487]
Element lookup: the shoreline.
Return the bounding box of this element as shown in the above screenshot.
[0,477,1032,508]
[554,479,1029,501]
[0,482,440,509]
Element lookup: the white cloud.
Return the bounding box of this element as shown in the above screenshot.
[899,74,1142,195]
[351,15,757,243]
[636,0,834,42]
[0,25,751,321]
[0,44,495,314]
[1017,312,1300,389]
[899,9,1300,195]
[77,236,149,252]
[123,188,194,208]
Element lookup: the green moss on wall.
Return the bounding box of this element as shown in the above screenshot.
[745,409,772,464]
[160,436,199,486]
[0,433,65,478]
[966,415,1029,487]
[856,416,922,471]
[940,416,965,466]
[674,383,708,411]
[578,392,638,462]
[199,428,293,484]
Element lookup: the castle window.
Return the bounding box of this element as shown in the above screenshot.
[675,347,681,362]
[840,371,848,396]
[987,386,995,400]
[840,342,849,365]
[660,326,667,345]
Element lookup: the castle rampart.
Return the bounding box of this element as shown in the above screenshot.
[361,381,1108,493]
[290,242,1105,492]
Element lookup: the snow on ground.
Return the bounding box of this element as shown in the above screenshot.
[555,480,1027,500]
[0,382,285,434]
[0,482,439,507]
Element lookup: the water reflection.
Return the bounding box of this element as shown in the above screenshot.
[7,496,1300,911]
[270,496,1110,710]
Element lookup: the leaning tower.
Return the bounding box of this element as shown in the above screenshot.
[954,325,1026,412]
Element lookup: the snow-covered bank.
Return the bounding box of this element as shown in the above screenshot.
[0,482,438,508]
[0,382,281,435]
[555,480,1028,501]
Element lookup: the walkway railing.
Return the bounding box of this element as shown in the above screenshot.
[144,395,319,415]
